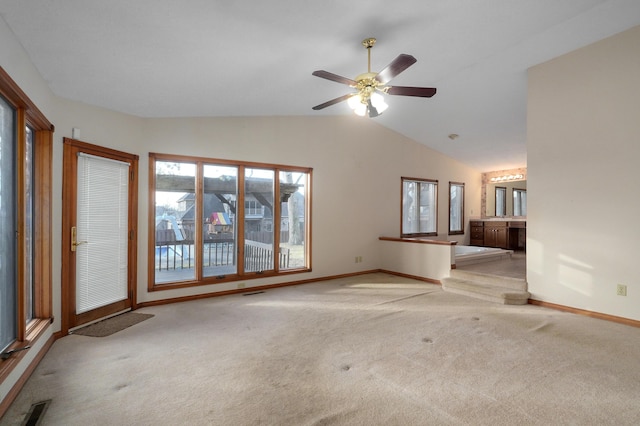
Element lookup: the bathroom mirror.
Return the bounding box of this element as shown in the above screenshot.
[485,180,527,217]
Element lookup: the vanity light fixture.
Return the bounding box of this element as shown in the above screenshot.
[489,174,524,183]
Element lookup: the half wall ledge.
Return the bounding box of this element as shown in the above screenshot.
[378,237,456,283]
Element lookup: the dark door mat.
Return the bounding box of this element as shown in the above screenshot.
[72,312,154,337]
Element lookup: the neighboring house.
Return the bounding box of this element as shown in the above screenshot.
[161,182,304,242]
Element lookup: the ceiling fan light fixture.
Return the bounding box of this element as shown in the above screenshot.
[347,94,363,109]
[347,94,370,117]
[370,92,388,114]
[347,92,387,117]
[353,102,367,116]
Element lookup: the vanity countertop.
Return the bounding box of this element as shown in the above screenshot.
[474,217,526,222]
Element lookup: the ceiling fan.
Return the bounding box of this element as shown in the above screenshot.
[312,37,436,118]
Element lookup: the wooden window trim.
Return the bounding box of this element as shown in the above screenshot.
[401,177,439,238]
[148,153,312,291]
[0,67,53,382]
[448,181,465,235]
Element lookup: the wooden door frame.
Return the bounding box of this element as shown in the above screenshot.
[61,138,138,335]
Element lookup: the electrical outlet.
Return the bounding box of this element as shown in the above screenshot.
[237,283,245,289]
[616,284,627,296]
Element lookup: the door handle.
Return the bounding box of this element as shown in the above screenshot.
[71,226,87,252]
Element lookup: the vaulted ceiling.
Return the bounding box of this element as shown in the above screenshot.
[1,0,639,171]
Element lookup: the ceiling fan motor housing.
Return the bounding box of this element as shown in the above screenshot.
[353,72,380,104]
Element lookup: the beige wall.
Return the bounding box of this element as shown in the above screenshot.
[136,116,481,302]
[527,25,640,320]
[50,112,481,305]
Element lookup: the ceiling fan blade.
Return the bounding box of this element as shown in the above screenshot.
[375,54,417,85]
[386,86,437,98]
[312,93,355,110]
[312,70,357,86]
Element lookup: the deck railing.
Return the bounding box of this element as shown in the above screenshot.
[155,230,289,272]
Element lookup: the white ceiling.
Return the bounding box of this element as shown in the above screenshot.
[1,1,639,172]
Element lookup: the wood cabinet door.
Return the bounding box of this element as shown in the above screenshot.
[484,225,508,248]
[495,227,508,248]
[484,227,496,247]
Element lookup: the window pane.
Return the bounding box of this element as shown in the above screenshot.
[513,189,527,216]
[418,182,437,234]
[280,171,307,270]
[154,161,196,283]
[495,187,506,216]
[25,126,35,322]
[0,95,16,351]
[203,164,237,278]
[402,179,437,235]
[449,182,464,234]
[244,168,274,273]
[402,180,418,234]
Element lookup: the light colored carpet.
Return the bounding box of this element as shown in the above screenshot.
[2,273,639,425]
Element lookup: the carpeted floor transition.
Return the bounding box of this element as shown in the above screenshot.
[72,312,154,337]
[2,272,640,425]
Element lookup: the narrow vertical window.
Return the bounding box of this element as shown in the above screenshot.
[24,126,35,322]
[244,168,274,273]
[495,186,507,217]
[513,189,527,216]
[449,182,464,235]
[401,177,437,237]
[153,161,197,284]
[202,164,238,279]
[0,94,17,351]
[279,171,308,270]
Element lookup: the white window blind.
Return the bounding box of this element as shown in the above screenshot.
[76,153,129,314]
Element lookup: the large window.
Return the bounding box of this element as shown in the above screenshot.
[150,153,311,289]
[0,67,53,374]
[449,182,465,235]
[401,177,437,237]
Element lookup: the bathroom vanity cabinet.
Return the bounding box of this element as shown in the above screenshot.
[469,220,526,250]
[470,221,485,246]
[484,221,508,248]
